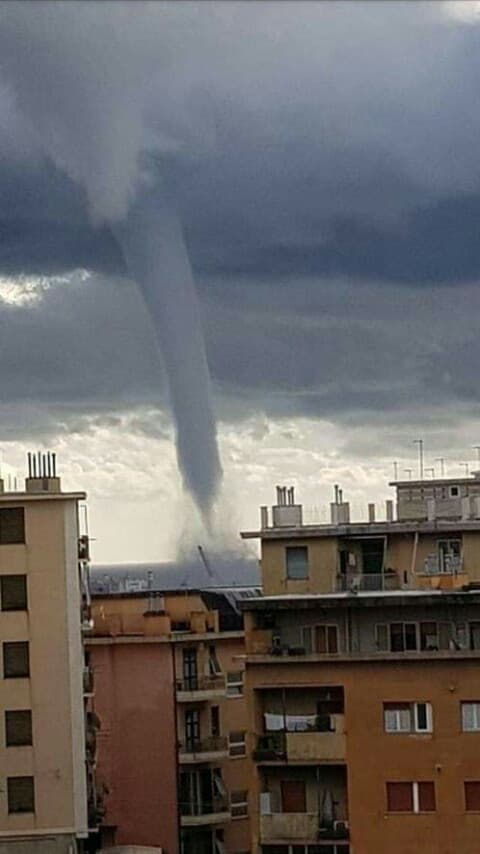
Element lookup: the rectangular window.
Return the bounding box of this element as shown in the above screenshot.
[226,671,244,697]
[0,575,27,611]
[384,702,432,734]
[184,708,200,751]
[0,508,25,545]
[390,623,418,652]
[461,702,480,731]
[182,648,197,690]
[5,710,32,747]
[286,546,308,580]
[315,624,339,654]
[229,731,246,757]
[470,623,480,651]
[3,642,30,678]
[7,776,35,813]
[465,781,480,811]
[209,646,222,676]
[420,622,438,651]
[231,789,248,818]
[387,781,435,813]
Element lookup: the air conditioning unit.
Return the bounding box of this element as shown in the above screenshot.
[333,819,349,836]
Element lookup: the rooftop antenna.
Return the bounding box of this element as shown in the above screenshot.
[435,457,445,477]
[425,468,435,478]
[460,462,470,477]
[404,468,412,480]
[413,439,424,480]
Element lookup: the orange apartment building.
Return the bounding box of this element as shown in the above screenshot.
[89,587,255,854]
[240,476,480,854]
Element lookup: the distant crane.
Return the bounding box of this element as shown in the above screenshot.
[198,544,217,581]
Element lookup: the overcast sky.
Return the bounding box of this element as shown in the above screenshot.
[1,1,480,564]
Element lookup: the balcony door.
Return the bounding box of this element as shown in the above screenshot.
[185,708,200,752]
[281,780,306,813]
[183,648,198,690]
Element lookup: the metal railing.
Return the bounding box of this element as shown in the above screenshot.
[179,736,228,755]
[176,675,225,693]
[179,796,229,817]
[336,572,400,592]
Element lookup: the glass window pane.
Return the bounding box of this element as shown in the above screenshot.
[0,508,25,544]
[0,576,27,611]
[286,547,308,580]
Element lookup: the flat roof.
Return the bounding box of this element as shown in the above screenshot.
[0,491,86,502]
[390,478,480,487]
[240,589,480,611]
[241,518,480,540]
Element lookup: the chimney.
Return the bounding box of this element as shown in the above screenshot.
[25,451,61,494]
[368,503,376,523]
[260,506,269,529]
[386,500,394,522]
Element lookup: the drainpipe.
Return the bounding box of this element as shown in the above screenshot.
[410,531,419,579]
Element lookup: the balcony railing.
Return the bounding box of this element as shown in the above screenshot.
[180,796,229,818]
[260,812,349,842]
[336,572,400,592]
[176,676,226,695]
[179,736,228,758]
[254,715,346,762]
[424,554,463,575]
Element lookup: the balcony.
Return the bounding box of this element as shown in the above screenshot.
[180,797,230,827]
[287,715,346,762]
[336,571,400,592]
[176,676,226,702]
[260,813,349,843]
[179,736,229,764]
[254,715,346,763]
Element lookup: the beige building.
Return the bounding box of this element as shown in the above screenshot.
[241,476,480,854]
[89,587,255,854]
[0,453,93,854]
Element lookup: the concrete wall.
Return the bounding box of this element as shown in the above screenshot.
[0,496,87,840]
[91,642,179,854]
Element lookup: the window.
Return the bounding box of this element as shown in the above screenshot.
[0,508,25,544]
[7,776,35,813]
[461,702,480,731]
[302,625,338,654]
[383,702,432,734]
[465,782,480,811]
[5,710,32,746]
[449,486,459,498]
[390,623,417,652]
[226,671,244,697]
[229,731,246,757]
[0,575,27,611]
[437,539,461,573]
[231,789,248,818]
[286,546,308,580]
[209,646,222,676]
[387,781,435,813]
[182,648,197,690]
[184,708,200,751]
[3,642,30,678]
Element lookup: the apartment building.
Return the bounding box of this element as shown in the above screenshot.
[89,587,256,854]
[240,476,480,854]
[0,453,93,854]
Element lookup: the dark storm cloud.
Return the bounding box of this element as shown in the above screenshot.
[1,1,480,437]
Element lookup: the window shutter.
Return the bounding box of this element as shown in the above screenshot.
[387,782,413,812]
[465,781,480,811]
[418,782,435,812]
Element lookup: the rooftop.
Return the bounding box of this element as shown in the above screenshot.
[240,588,480,611]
